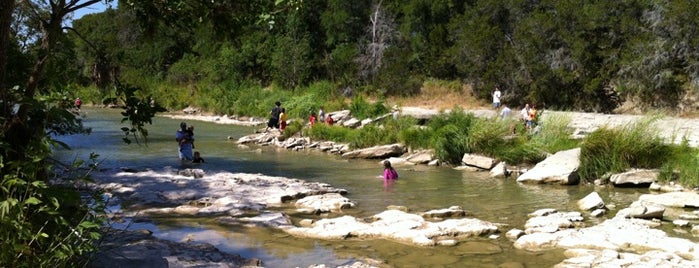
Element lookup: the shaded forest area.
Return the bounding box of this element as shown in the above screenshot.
[10,0,699,114]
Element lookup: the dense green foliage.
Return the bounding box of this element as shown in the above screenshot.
[1,1,159,266]
[55,0,699,114]
[0,91,104,267]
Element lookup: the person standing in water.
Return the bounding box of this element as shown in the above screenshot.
[175,122,194,161]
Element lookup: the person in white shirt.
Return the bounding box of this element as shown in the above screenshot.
[520,103,530,122]
[492,87,502,109]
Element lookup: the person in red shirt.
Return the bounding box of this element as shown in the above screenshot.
[75,97,82,110]
[325,115,334,125]
[309,112,317,126]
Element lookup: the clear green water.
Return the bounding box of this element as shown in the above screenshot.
[54,108,650,267]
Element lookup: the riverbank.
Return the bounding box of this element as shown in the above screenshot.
[161,106,699,147]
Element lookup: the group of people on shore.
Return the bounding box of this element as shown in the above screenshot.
[264,100,396,186]
[175,122,204,163]
[492,87,539,131]
[308,106,334,126]
[265,101,336,132]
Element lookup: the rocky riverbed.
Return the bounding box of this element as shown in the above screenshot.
[87,107,699,267]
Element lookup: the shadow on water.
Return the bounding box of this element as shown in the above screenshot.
[54,108,658,267]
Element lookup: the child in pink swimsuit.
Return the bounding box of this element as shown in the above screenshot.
[383,161,399,181]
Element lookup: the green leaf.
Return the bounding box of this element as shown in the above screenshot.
[24,197,42,205]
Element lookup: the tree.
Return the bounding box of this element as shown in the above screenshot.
[0,1,165,265]
[357,0,398,83]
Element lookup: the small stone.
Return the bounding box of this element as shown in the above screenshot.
[437,240,457,246]
[590,209,606,217]
[505,229,525,240]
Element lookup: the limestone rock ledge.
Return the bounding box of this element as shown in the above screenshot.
[285,209,499,247]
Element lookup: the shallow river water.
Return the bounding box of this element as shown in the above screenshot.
[54,108,653,267]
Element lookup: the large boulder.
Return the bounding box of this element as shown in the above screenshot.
[404,150,435,165]
[461,154,498,170]
[516,148,581,185]
[615,202,665,220]
[610,169,659,187]
[342,143,406,159]
[489,162,510,178]
[577,192,605,211]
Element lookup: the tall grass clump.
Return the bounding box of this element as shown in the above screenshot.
[467,118,510,157]
[348,124,399,148]
[397,116,433,149]
[427,109,476,164]
[658,139,699,187]
[579,118,670,181]
[529,112,578,153]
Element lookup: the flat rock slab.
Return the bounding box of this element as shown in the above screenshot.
[610,169,659,187]
[638,192,699,208]
[516,148,581,185]
[342,143,406,159]
[92,169,349,217]
[285,209,499,246]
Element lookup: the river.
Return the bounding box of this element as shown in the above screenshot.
[54,107,651,267]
